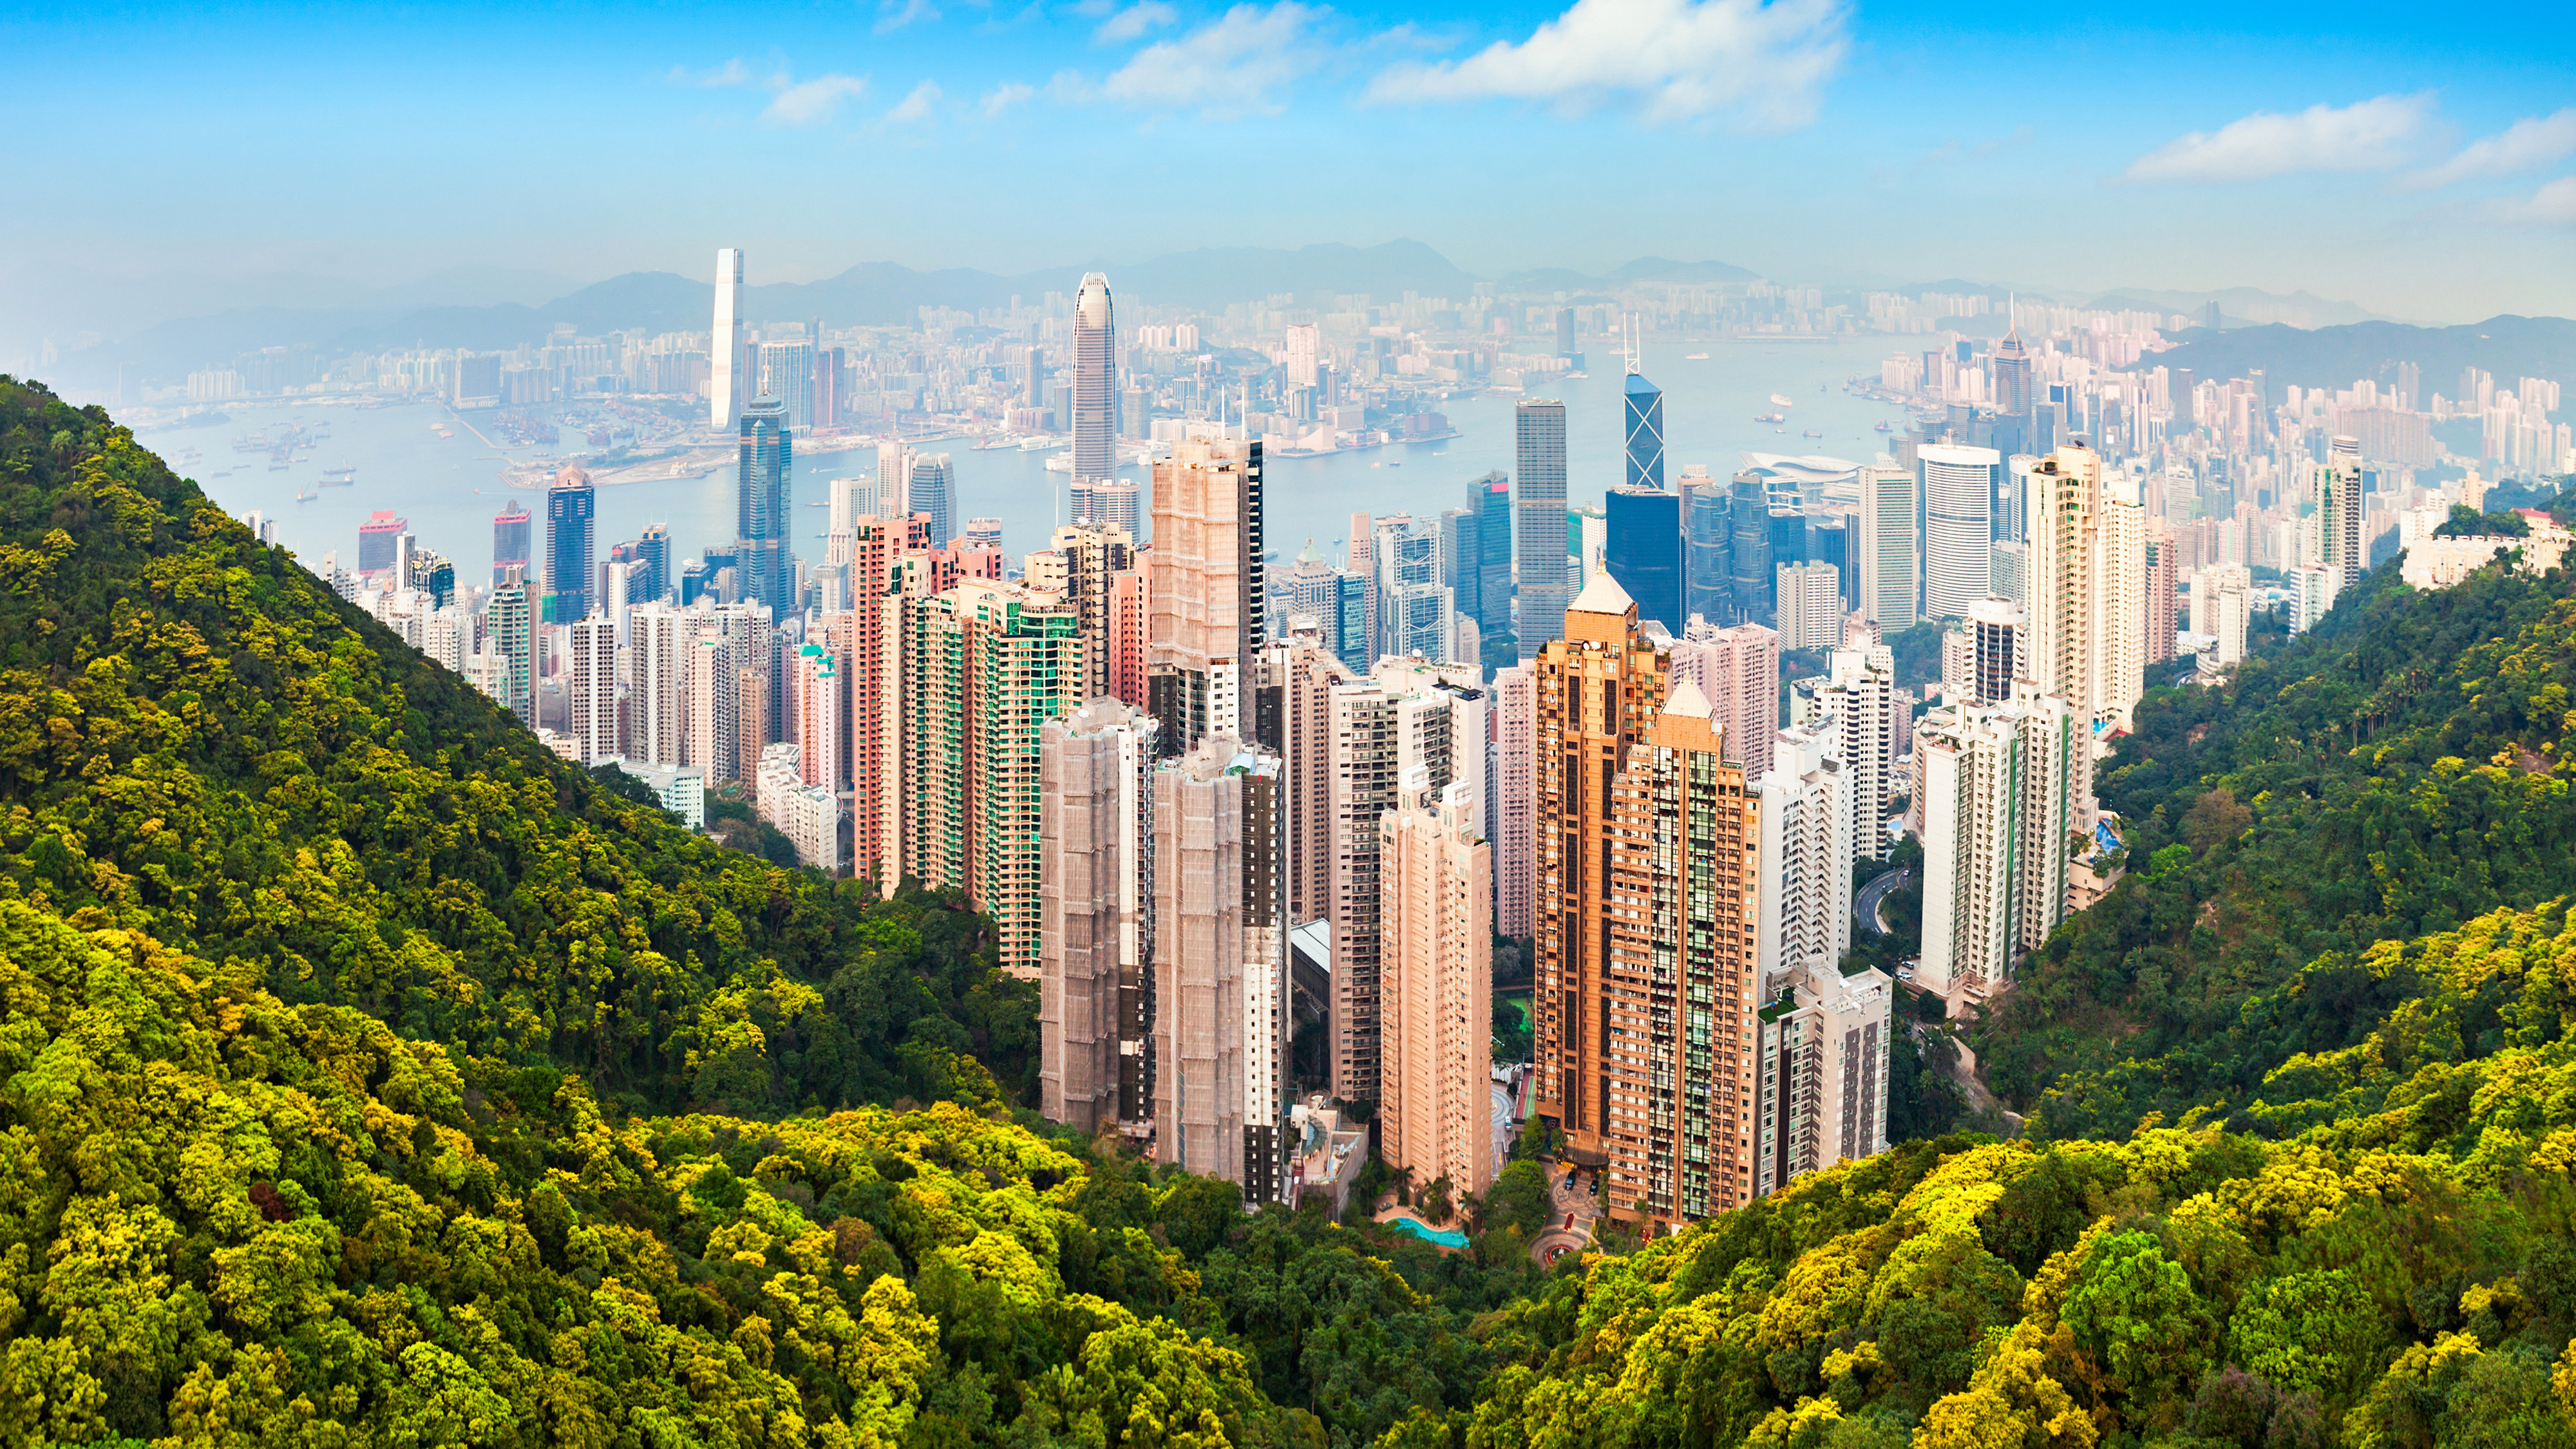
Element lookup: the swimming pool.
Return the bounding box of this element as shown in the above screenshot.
[1387,1216,1469,1248]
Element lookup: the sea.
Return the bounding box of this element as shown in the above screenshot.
[168,335,1913,585]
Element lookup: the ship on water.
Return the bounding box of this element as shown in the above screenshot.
[320,464,356,486]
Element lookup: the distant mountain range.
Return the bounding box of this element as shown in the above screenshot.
[2153,315,2576,394]
[2084,285,2389,330]
[50,243,1783,389]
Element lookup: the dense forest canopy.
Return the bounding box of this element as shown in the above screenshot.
[10,376,2576,1447]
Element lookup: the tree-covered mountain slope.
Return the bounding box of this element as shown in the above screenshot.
[0,377,1027,1114]
[1408,901,2576,1449]
[1973,554,2576,1137]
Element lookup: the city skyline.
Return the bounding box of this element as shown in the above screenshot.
[4,0,2573,372]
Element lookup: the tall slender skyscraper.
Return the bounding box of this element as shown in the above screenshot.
[1073,274,1117,487]
[736,400,794,612]
[1039,699,1160,1132]
[1380,780,1494,1200]
[488,565,535,725]
[1920,444,2003,620]
[1622,370,1665,491]
[710,248,744,431]
[909,452,956,549]
[1729,468,1774,625]
[1513,401,1569,661]
[1468,471,1516,668]
[1683,469,1733,626]
[545,465,595,623]
[1857,459,1917,628]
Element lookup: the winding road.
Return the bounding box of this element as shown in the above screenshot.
[1855,865,1912,936]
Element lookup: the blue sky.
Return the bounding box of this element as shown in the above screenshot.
[3,0,2572,336]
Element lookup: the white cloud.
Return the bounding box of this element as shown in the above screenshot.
[763,73,870,126]
[876,0,940,33]
[982,81,1037,116]
[666,58,750,87]
[2123,95,2431,183]
[2493,176,2576,228]
[1365,0,1848,128]
[885,80,943,124]
[2409,109,2576,190]
[1095,0,1178,42]
[1100,3,1326,117]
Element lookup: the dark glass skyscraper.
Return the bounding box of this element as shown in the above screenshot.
[1467,471,1515,668]
[1728,469,1773,626]
[1604,487,1681,636]
[736,399,794,611]
[1622,372,1665,491]
[544,466,595,623]
[1513,401,1569,661]
[637,524,672,604]
[1683,477,1732,625]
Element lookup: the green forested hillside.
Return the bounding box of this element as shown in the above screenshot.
[1975,555,2576,1137]
[0,378,1027,1115]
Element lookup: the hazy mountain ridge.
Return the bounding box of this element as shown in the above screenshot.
[2152,315,2576,393]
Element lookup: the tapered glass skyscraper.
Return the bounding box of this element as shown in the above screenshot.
[544,465,594,623]
[1513,401,1569,661]
[710,248,743,431]
[736,399,794,611]
[1073,274,1117,487]
[1623,370,1665,491]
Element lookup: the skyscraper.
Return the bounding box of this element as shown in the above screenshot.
[1756,712,1852,991]
[1915,684,2079,1002]
[1774,561,1841,649]
[1728,468,1774,625]
[1039,699,1160,1132]
[488,565,535,725]
[1373,513,1453,663]
[1466,471,1517,670]
[755,338,816,431]
[1622,370,1665,492]
[909,452,955,549]
[1152,735,1290,1202]
[710,247,744,431]
[1857,459,1917,628]
[359,510,409,578]
[2144,528,2177,665]
[1669,618,1780,783]
[736,399,794,612]
[544,468,595,623]
[1804,645,1894,862]
[492,503,531,587]
[1965,598,2023,706]
[1493,665,1537,938]
[636,524,672,605]
[1380,780,1494,1201]
[1920,444,2003,620]
[1532,574,1759,1227]
[567,615,618,764]
[1682,469,1733,627]
[1073,273,1117,486]
[1513,401,1569,661]
[2316,442,2367,601]
[1148,435,1263,756]
[1605,486,1683,636]
[1027,524,1136,701]
[1752,960,1893,1198]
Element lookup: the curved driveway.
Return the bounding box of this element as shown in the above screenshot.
[1855,866,1911,936]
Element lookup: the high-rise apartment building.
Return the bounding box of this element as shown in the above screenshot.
[1151,735,1289,1202]
[1380,779,1494,1200]
[736,400,795,612]
[1108,569,1150,709]
[1148,435,1264,755]
[1915,685,2079,1001]
[2022,442,2145,741]
[1857,459,1917,628]
[1073,274,1117,486]
[1920,444,2002,620]
[567,615,618,764]
[491,504,532,587]
[544,467,595,625]
[1027,524,1136,701]
[904,581,1086,977]
[630,602,695,768]
[1669,618,1779,782]
[488,565,535,724]
[710,248,744,430]
[791,643,840,788]
[1325,657,1487,1106]
[1756,714,1852,989]
[1804,645,1893,862]
[1039,699,1160,1132]
[1513,401,1569,661]
[1532,575,1761,1228]
[689,636,736,785]
[1605,486,1683,636]
[2316,444,2367,602]
[1774,560,1841,649]
[1964,598,2022,706]
[847,514,930,893]
[2145,527,2177,665]
[1752,960,1893,1198]
[1493,665,1537,938]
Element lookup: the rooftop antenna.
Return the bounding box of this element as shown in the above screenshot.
[1624,312,1640,376]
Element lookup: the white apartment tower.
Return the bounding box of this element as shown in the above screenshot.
[1753,960,1893,1198]
[1757,713,1854,990]
[710,248,744,431]
[1914,685,2079,1002]
[567,615,618,765]
[1803,645,1894,861]
[1920,443,2002,620]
